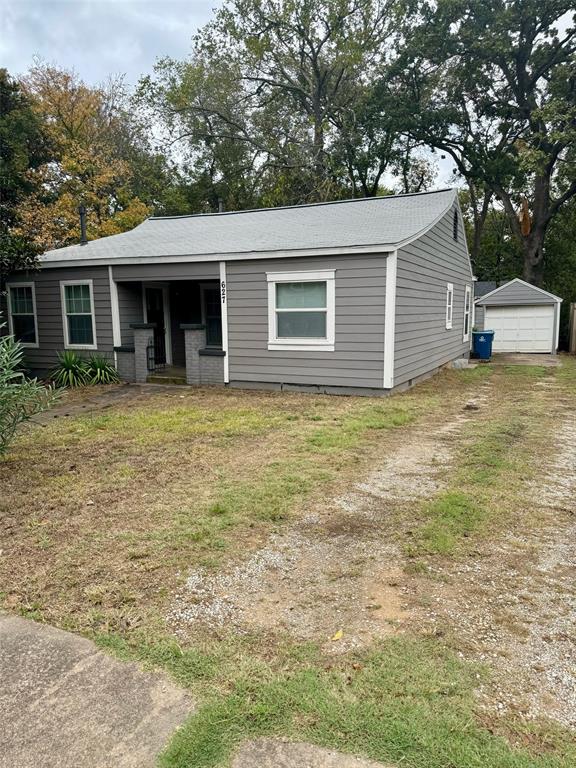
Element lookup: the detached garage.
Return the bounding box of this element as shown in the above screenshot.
[474,278,562,354]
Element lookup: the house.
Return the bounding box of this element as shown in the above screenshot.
[474,278,562,354]
[2,188,474,395]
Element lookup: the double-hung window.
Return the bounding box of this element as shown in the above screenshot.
[267,270,335,351]
[7,283,38,347]
[463,285,472,341]
[445,283,454,329]
[61,281,97,349]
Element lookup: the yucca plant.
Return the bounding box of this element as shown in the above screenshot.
[86,355,120,384]
[50,351,90,388]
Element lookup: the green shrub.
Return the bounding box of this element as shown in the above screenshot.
[86,355,120,384]
[51,350,90,388]
[51,351,120,387]
[0,325,60,455]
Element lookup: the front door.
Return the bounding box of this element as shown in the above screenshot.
[145,286,167,365]
[203,286,222,347]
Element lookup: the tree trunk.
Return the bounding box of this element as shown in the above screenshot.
[313,109,325,184]
[522,232,545,286]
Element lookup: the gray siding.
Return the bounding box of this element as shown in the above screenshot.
[476,280,558,306]
[474,303,486,330]
[112,262,219,282]
[6,266,113,375]
[226,254,387,389]
[117,282,143,346]
[394,206,472,387]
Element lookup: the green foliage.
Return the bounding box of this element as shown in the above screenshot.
[412,414,527,555]
[86,355,120,384]
[388,1,576,283]
[0,324,59,455]
[544,198,576,346]
[0,68,48,284]
[95,633,217,687]
[50,351,120,387]
[136,0,431,210]
[154,637,575,768]
[50,351,90,388]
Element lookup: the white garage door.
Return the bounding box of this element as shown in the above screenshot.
[485,305,555,353]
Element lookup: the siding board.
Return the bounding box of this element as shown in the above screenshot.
[117,281,143,345]
[227,254,387,388]
[477,280,558,306]
[6,266,113,374]
[394,206,472,387]
[112,263,219,281]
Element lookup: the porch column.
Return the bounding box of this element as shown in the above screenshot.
[181,324,206,386]
[130,323,156,383]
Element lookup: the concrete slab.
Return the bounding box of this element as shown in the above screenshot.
[0,615,192,768]
[231,739,391,768]
[491,353,560,367]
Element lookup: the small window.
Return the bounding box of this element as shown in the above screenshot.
[7,283,38,346]
[463,285,472,341]
[61,281,96,348]
[453,209,459,241]
[446,283,454,329]
[267,270,335,351]
[202,285,223,347]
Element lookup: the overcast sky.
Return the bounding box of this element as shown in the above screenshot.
[1,0,218,87]
[1,0,460,186]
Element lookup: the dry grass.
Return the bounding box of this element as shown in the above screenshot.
[3,363,576,768]
[1,380,446,634]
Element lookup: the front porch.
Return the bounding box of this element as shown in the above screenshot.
[113,278,226,386]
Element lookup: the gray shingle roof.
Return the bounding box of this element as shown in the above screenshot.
[474,281,498,299]
[475,278,561,305]
[41,188,457,265]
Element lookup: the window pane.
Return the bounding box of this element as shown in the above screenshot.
[277,311,326,338]
[65,284,91,314]
[206,317,222,347]
[68,314,94,345]
[12,315,36,344]
[10,286,33,315]
[276,281,326,309]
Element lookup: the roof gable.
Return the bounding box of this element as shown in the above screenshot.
[40,189,457,267]
[475,278,562,305]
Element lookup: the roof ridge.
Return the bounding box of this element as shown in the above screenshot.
[147,188,456,221]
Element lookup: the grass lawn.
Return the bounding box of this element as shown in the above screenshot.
[1,361,575,767]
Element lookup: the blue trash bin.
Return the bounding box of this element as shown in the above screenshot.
[472,330,495,360]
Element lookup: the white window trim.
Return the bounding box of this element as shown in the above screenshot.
[6,282,39,348]
[60,279,97,350]
[463,284,472,342]
[267,269,335,352]
[383,250,397,389]
[445,282,454,330]
[219,261,229,383]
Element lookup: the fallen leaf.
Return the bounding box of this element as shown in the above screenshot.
[331,629,343,641]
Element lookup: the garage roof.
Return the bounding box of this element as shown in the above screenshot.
[40,188,457,266]
[475,278,562,306]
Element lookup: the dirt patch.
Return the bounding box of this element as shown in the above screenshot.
[231,739,390,768]
[412,406,576,729]
[168,388,487,651]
